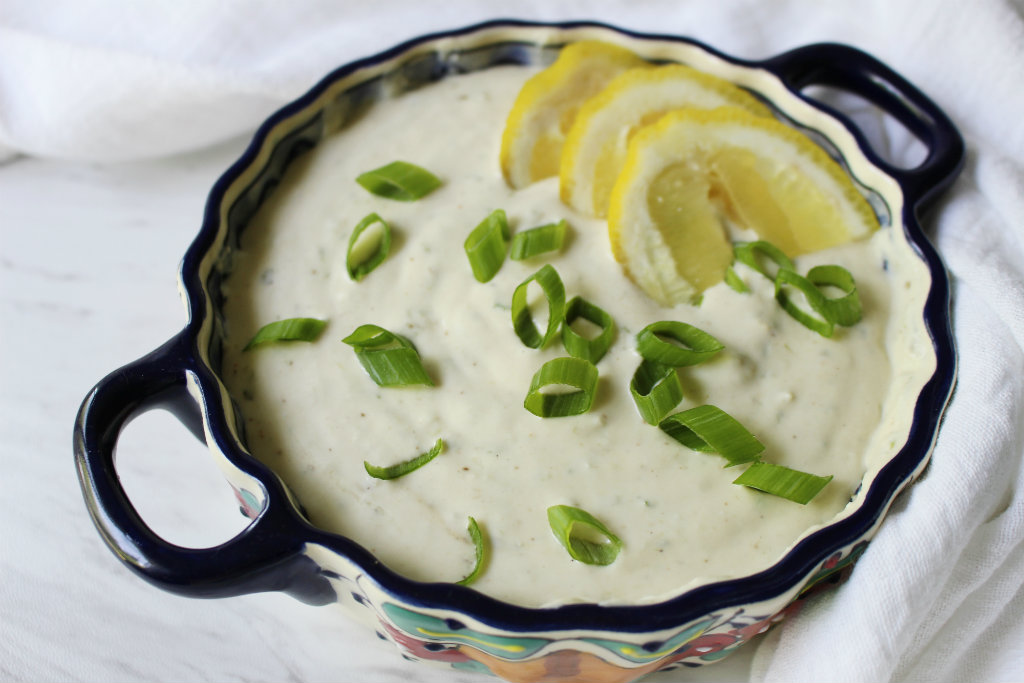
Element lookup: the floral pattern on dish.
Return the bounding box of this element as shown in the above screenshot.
[369,538,866,679]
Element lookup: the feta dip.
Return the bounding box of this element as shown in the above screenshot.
[218,64,931,607]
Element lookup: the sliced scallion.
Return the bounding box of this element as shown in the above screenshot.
[724,266,749,293]
[510,219,568,260]
[455,516,487,586]
[355,161,441,201]
[342,324,433,386]
[512,264,566,349]
[464,209,510,283]
[524,357,598,418]
[243,317,326,351]
[806,264,862,326]
[341,324,395,348]
[364,438,445,480]
[561,296,615,363]
[636,321,724,367]
[732,461,833,504]
[547,505,622,566]
[346,213,391,281]
[630,360,684,425]
[659,405,764,466]
[734,240,795,281]
[775,269,834,338]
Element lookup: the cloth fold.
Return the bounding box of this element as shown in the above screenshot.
[4,1,1021,681]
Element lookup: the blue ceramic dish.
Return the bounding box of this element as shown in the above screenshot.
[74,20,962,683]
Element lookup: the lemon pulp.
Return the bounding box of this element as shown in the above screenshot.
[561,64,772,218]
[608,107,879,306]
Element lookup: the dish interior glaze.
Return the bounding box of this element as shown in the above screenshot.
[206,32,934,608]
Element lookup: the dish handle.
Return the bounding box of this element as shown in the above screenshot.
[763,42,965,211]
[73,331,335,605]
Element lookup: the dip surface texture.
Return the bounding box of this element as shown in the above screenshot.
[219,66,901,607]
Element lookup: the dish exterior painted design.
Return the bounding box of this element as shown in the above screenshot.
[74,20,963,683]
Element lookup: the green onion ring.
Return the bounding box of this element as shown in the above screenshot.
[511,264,566,349]
[455,516,488,586]
[630,360,684,425]
[364,438,445,480]
[523,357,598,418]
[636,321,724,367]
[464,209,510,283]
[510,219,568,260]
[734,240,795,281]
[724,265,749,293]
[355,161,441,200]
[243,317,326,351]
[342,324,434,386]
[659,405,765,466]
[561,296,615,363]
[547,505,622,566]
[775,269,835,337]
[346,213,391,281]
[732,461,833,504]
[806,264,862,326]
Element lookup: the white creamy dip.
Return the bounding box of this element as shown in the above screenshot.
[218,65,920,607]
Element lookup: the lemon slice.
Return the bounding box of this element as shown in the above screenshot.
[500,41,648,188]
[608,107,880,306]
[561,64,773,218]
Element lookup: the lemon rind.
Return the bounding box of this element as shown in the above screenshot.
[499,41,648,188]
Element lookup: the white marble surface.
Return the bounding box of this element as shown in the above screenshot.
[0,142,760,682]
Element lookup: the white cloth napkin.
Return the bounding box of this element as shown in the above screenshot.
[4,1,1021,681]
